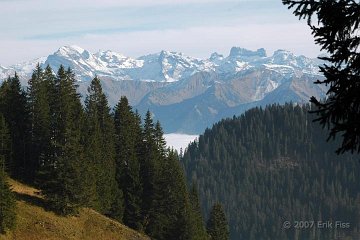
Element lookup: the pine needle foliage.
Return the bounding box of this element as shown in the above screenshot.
[283,0,360,154]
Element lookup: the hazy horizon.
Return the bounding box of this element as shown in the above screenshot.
[0,0,320,66]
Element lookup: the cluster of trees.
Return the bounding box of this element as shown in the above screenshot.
[0,115,16,233]
[182,104,360,240]
[0,65,229,239]
[0,74,26,233]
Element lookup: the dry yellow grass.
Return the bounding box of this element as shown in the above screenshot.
[0,179,149,240]
[6,178,42,198]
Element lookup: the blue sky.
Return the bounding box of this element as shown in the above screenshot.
[0,0,320,65]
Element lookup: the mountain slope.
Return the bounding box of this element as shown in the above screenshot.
[182,104,360,240]
[0,179,149,240]
[136,69,325,133]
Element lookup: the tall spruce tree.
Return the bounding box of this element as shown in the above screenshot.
[27,64,54,183]
[206,203,229,240]
[150,148,193,240]
[0,114,16,234]
[84,76,119,215]
[140,110,159,231]
[0,74,29,181]
[114,96,142,229]
[189,182,209,240]
[154,121,167,158]
[137,111,197,240]
[40,66,89,215]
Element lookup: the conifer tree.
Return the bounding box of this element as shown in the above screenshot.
[27,64,54,183]
[139,112,195,239]
[114,96,142,229]
[140,110,159,230]
[150,149,193,240]
[40,66,89,215]
[283,0,360,154]
[189,182,209,240]
[84,76,118,215]
[154,121,167,157]
[0,115,16,233]
[0,73,29,181]
[206,203,229,240]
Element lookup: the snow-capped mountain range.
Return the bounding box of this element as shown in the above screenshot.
[0,46,326,134]
[0,45,322,83]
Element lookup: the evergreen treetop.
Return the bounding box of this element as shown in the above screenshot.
[206,203,229,240]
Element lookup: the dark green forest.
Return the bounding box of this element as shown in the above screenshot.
[0,66,226,240]
[182,104,360,240]
[0,115,16,233]
[4,64,359,240]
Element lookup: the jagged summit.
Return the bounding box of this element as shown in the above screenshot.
[58,45,86,54]
[209,52,224,59]
[229,47,267,59]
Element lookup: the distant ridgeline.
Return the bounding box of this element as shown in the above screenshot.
[182,104,360,240]
[0,45,327,134]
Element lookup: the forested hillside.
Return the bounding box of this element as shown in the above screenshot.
[0,66,219,240]
[183,104,360,240]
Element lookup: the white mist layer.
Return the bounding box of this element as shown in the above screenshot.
[164,133,198,153]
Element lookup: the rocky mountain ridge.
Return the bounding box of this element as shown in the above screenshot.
[0,46,326,134]
[1,45,322,83]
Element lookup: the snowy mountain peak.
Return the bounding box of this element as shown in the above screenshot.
[273,49,292,55]
[96,50,127,59]
[95,50,142,69]
[158,50,197,63]
[159,50,173,57]
[159,50,183,61]
[210,52,223,59]
[229,47,267,59]
[265,49,321,75]
[209,52,224,64]
[53,45,97,65]
[135,50,216,82]
[268,49,297,66]
[57,45,86,56]
[273,49,294,60]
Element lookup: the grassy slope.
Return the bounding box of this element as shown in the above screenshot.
[0,179,149,240]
